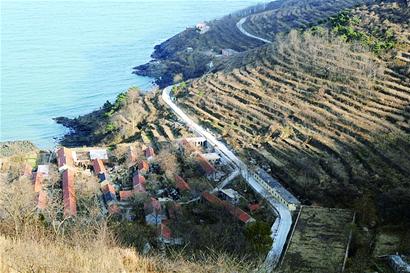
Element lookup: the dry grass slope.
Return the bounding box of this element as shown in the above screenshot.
[179,1,410,209]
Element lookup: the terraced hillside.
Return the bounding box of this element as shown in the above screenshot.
[242,0,373,40]
[57,88,193,148]
[134,0,377,87]
[178,1,410,215]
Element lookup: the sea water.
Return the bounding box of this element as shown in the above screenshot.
[1,0,263,148]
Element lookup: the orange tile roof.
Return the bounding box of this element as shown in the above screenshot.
[62,169,76,217]
[202,192,252,224]
[119,190,134,201]
[138,161,149,172]
[37,191,47,209]
[133,174,146,187]
[33,172,44,193]
[57,147,74,168]
[174,175,190,191]
[92,158,106,174]
[202,192,223,205]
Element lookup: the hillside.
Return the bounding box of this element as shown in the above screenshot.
[133,0,374,87]
[49,0,410,272]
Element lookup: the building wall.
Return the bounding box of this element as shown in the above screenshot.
[252,172,297,211]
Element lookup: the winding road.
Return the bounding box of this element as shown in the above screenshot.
[236,17,272,44]
[162,86,292,270]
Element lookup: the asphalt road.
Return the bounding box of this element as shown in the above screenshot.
[236,17,272,44]
[162,86,292,270]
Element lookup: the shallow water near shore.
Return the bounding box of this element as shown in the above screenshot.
[1,0,262,148]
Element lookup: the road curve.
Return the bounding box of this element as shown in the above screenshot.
[236,17,272,44]
[162,86,291,270]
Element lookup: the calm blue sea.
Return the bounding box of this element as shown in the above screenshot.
[1,0,262,148]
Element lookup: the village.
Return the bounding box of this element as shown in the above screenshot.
[22,135,286,255]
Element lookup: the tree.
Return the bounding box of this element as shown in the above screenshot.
[155,148,180,180]
[244,221,273,255]
[0,177,37,236]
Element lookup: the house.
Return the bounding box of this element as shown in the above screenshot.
[56,147,74,171]
[133,173,146,187]
[159,223,172,243]
[202,191,223,206]
[92,158,106,175]
[138,160,149,174]
[37,165,49,176]
[144,197,166,225]
[133,183,146,193]
[32,171,44,193]
[101,183,116,195]
[89,149,108,161]
[98,172,108,182]
[248,202,261,212]
[185,137,207,147]
[119,190,134,201]
[37,190,47,210]
[202,192,254,224]
[252,167,300,211]
[201,153,221,164]
[220,188,240,204]
[62,169,76,217]
[195,22,210,34]
[196,154,216,179]
[221,48,238,57]
[108,203,120,214]
[158,223,183,245]
[174,175,190,191]
[144,146,155,161]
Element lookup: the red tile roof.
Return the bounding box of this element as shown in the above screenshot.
[144,147,155,159]
[197,154,216,175]
[133,183,146,193]
[62,169,76,217]
[57,147,74,168]
[133,174,146,187]
[138,161,149,172]
[144,197,161,214]
[33,172,44,193]
[202,192,252,224]
[101,183,116,194]
[202,192,223,205]
[248,203,261,212]
[92,158,106,174]
[174,175,190,191]
[160,223,172,240]
[108,204,120,214]
[37,191,47,209]
[119,190,134,201]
